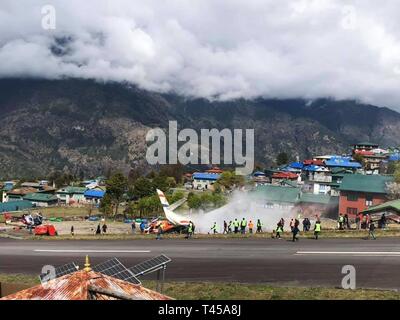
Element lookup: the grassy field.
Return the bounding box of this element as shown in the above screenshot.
[0,274,398,300]
[24,206,100,218]
[143,281,400,300]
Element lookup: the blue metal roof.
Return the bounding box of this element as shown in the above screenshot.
[303,165,327,172]
[389,153,400,161]
[253,171,266,177]
[325,157,362,168]
[84,190,105,198]
[192,173,221,181]
[289,162,304,169]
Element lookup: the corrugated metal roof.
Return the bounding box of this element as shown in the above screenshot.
[1,270,172,300]
[338,174,393,194]
[0,200,33,213]
[362,199,400,214]
[299,193,338,205]
[253,185,300,203]
[57,186,87,194]
[84,190,105,198]
[23,193,58,202]
[192,173,221,181]
[7,187,38,195]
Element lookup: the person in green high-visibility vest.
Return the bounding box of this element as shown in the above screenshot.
[276,223,283,239]
[314,220,321,240]
[233,219,239,234]
[338,214,344,230]
[240,218,247,234]
[211,222,218,234]
[186,221,194,239]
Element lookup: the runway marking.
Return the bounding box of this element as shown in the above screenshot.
[34,249,151,253]
[296,251,400,257]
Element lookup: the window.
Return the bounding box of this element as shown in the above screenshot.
[347,193,358,201]
[365,195,373,206]
[346,207,358,215]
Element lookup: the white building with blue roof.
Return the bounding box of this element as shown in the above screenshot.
[192,172,221,190]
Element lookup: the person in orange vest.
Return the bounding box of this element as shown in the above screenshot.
[248,220,254,234]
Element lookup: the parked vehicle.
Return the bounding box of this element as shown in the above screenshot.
[35,224,57,236]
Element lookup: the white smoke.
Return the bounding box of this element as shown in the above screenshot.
[185,190,296,234]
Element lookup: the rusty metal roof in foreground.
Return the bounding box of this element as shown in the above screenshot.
[1,270,172,300]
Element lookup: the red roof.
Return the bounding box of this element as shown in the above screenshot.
[354,150,374,156]
[303,159,325,166]
[206,167,223,174]
[272,172,298,179]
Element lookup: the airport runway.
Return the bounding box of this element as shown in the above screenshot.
[1,237,400,290]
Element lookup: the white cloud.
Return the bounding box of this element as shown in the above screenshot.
[1,0,400,108]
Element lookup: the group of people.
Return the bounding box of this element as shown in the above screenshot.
[210,218,264,234]
[273,217,322,241]
[338,214,352,230]
[70,223,108,236]
[95,223,108,235]
[338,213,387,240]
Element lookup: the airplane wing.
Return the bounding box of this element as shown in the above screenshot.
[156,189,190,226]
[168,197,187,211]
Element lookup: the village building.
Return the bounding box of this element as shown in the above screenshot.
[324,156,362,171]
[252,185,338,218]
[205,166,224,174]
[253,184,299,210]
[57,186,87,205]
[192,172,220,190]
[22,193,58,207]
[352,142,388,173]
[296,193,339,219]
[252,171,269,185]
[5,187,39,202]
[288,162,304,171]
[338,174,393,219]
[361,199,400,223]
[271,172,299,185]
[302,165,331,195]
[303,159,325,166]
[0,200,33,213]
[20,182,42,189]
[2,181,15,192]
[84,188,106,204]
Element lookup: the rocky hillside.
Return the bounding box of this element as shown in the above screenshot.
[1,78,400,179]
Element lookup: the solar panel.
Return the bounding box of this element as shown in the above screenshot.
[92,258,141,285]
[129,255,171,277]
[39,262,78,283]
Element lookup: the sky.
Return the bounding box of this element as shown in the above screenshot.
[2,0,400,109]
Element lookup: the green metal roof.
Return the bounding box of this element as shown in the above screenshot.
[281,180,299,188]
[0,200,33,213]
[23,193,58,202]
[253,185,339,205]
[299,193,337,205]
[330,167,353,175]
[57,186,87,194]
[338,174,393,194]
[362,199,400,214]
[253,185,300,203]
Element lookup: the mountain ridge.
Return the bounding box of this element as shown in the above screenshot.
[0,78,399,179]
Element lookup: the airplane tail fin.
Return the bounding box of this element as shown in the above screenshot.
[157,189,170,211]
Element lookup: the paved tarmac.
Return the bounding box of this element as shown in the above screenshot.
[1,237,400,289]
